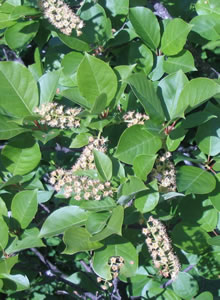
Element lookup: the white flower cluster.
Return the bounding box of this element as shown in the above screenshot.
[123,111,149,127]
[49,136,112,199]
[34,103,81,129]
[41,0,84,36]
[142,216,180,280]
[150,152,176,193]
[72,136,106,172]
[50,169,113,199]
[97,256,124,290]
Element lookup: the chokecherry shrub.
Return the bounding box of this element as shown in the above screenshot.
[0,0,219,299]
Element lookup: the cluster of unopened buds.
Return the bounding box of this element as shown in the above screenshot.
[142,216,180,280]
[41,0,84,36]
[123,111,149,127]
[150,151,176,192]
[34,103,81,129]
[97,256,125,290]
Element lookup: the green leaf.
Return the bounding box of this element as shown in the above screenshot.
[207,236,220,246]
[115,125,162,164]
[57,32,90,52]
[176,166,216,194]
[90,93,107,115]
[195,292,213,300]
[196,117,220,156]
[38,69,61,105]
[39,206,88,238]
[10,5,40,19]
[133,154,157,180]
[119,176,147,197]
[172,223,210,253]
[197,251,220,279]
[172,272,199,300]
[93,150,112,181]
[0,218,8,250]
[6,228,44,255]
[161,18,193,55]
[0,116,29,140]
[191,15,220,41]
[0,175,22,190]
[135,189,159,213]
[80,197,116,211]
[60,87,91,109]
[0,256,18,274]
[209,174,220,211]
[0,62,39,118]
[196,0,220,15]
[5,20,39,50]
[158,70,188,121]
[63,227,103,255]
[129,7,160,51]
[79,2,112,45]
[0,274,29,292]
[86,212,111,235]
[127,73,165,122]
[90,206,124,242]
[77,53,117,106]
[1,134,41,175]
[92,235,138,280]
[163,50,197,74]
[70,133,91,148]
[11,190,38,229]
[99,0,129,16]
[148,55,164,81]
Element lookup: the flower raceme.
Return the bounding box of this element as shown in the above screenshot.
[40,0,84,36]
[34,103,81,129]
[142,216,180,280]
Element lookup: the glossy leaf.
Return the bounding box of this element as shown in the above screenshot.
[115,125,162,164]
[63,227,103,255]
[99,0,129,16]
[191,15,220,41]
[0,274,29,291]
[1,134,41,175]
[93,150,112,181]
[0,218,8,250]
[195,292,213,300]
[6,228,44,255]
[135,189,159,213]
[163,50,197,74]
[80,197,116,211]
[70,133,91,148]
[0,62,39,118]
[38,69,61,105]
[129,7,160,51]
[77,53,117,106]
[92,235,138,280]
[172,223,210,253]
[196,117,220,156]
[176,166,216,194]
[161,18,193,55]
[11,190,38,229]
[127,73,165,121]
[195,0,220,16]
[197,251,220,280]
[39,206,88,238]
[86,212,111,235]
[0,116,29,140]
[158,70,188,121]
[5,20,39,50]
[172,272,199,300]
[133,154,157,181]
[90,206,124,242]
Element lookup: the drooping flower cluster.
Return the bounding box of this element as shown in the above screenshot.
[96,256,124,290]
[108,256,124,279]
[41,0,84,36]
[34,103,81,129]
[50,169,113,199]
[150,152,176,193]
[123,111,149,127]
[72,136,106,172]
[142,216,180,280]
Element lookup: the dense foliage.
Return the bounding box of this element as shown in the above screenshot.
[0,0,220,299]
